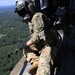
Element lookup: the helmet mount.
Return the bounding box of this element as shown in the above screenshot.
[15,0,50,21]
[15,0,37,22]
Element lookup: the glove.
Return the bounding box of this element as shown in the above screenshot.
[18,43,29,50]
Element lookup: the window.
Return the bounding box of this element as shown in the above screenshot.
[31,0,34,2]
[40,0,48,10]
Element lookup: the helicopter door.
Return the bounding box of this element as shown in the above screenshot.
[32,0,48,12]
[32,0,51,18]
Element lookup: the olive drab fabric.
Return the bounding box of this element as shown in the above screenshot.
[26,12,61,75]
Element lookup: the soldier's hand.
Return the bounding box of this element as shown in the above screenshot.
[18,43,29,50]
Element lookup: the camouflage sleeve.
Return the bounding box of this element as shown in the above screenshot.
[30,13,45,43]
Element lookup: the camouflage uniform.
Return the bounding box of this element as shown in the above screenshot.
[26,13,61,75]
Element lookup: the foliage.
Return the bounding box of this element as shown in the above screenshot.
[0,6,29,75]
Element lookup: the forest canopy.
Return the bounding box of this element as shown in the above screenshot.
[0,6,29,75]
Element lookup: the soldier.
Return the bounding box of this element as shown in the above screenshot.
[15,0,61,75]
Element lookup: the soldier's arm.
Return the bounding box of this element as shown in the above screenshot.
[26,13,44,47]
